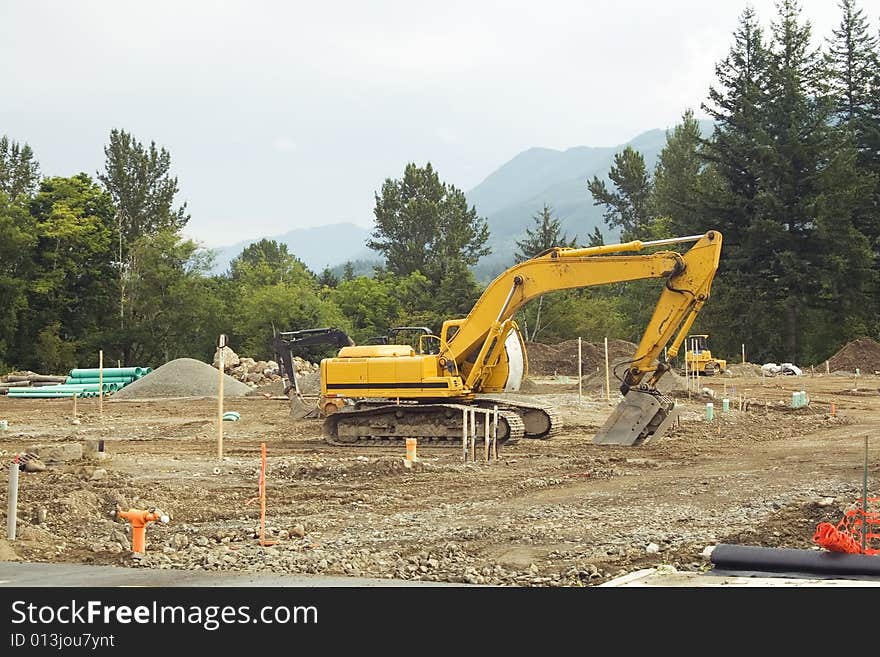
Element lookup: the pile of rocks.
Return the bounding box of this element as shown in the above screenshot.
[212,346,318,388]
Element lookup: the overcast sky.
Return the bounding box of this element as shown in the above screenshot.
[0,1,854,247]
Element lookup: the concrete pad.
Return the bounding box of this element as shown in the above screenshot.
[600,567,880,587]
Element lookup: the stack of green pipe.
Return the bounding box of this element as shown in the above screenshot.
[6,365,152,399]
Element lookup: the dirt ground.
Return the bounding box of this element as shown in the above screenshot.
[1,370,878,586]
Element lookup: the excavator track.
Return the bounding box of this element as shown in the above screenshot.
[473,394,563,440]
[322,403,525,447]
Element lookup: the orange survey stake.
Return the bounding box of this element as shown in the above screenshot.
[115,505,169,553]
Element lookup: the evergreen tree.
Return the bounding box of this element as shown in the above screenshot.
[514,203,576,262]
[0,136,41,200]
[761,0,837,360]
[586,226,605,247]
[700,6,770,249]
[652,110,709,236]
[318,267,339,288]
[825,0,878,133]
[586,146,652,241]
[824,0,880,276]
[512,203,576,340]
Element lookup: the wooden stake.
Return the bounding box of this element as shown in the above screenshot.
[98,350,104,420]
[862,436,869,555]
[484,410,490,461]
[684,340,690,399]
[492,405,498,461]
[604,337,610,402]
[742,343,745,364]
[577,337,583,402]
[470,409,476,462]
[258,442,278,547]
[217,335,226,460]
[462,408,468,462]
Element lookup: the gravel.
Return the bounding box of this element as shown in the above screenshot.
[112,358,253,399]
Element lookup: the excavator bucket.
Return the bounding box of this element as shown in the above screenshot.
[289,393,318,420]
[593,389,679,447]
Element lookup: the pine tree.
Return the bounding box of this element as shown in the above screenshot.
[652,110,709,236]
[701,6,770,248]
[586,146,652,241]
[0,136,41,200]
[514,203,576,262]
[824,0,880,282]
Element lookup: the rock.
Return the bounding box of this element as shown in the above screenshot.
[213,346,240,370]
[646,542,660,554]
[22,458,46,472]
[89,468,107,481]
[291,524,306,538]
[27,443,83,464]
[817,497,835,507]
[171,533,190,551]
[35,508,48,524]
[528,563,540,574]
[700,545,716,560]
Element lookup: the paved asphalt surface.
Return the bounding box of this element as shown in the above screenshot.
[0,562,459,587]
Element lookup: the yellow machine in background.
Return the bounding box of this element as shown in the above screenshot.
[684,334,727,376]
[283,231,723,448]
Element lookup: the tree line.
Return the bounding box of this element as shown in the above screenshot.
[585,0,880,365]
[1,0,877,373]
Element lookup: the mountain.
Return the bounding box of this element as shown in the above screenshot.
[207,223,376,275]
[466,121,715,280]
[207,121,715,278]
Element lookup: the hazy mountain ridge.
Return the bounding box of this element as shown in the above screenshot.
[208,121,714,277]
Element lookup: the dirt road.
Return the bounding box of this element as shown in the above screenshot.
[1,372,877,586]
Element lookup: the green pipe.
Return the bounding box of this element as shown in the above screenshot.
[65,377,133,384]
[7,391,99,398]
[9,383,119,394]
[68,367,149,378]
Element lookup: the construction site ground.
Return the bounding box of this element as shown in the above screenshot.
[1,371,878,587]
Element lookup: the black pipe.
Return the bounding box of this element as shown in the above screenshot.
[711,544,880,577]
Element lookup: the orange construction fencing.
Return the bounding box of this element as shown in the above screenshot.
[813,497,879,555]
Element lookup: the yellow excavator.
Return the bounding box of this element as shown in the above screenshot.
[300,230,722,447]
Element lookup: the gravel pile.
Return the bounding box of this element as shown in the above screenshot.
[112,358,253,399]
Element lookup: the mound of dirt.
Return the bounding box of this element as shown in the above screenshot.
[112,358,253,399]
[826,337,880,373]
[525,339,638,376]
[726,362,764,377]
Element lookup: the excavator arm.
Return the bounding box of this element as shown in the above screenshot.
[439,230,723,445]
